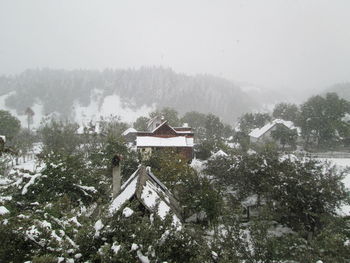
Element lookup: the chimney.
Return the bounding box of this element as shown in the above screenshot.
[112,155,122,198]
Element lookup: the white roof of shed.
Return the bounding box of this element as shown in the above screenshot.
[137,136,193,147]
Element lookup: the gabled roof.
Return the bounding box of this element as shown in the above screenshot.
[109,166,182,227]
[151,120,177,134]
[249,119,300,139]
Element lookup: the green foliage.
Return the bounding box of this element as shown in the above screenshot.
[148,149,223,224]
[0,110,21,141]
[233,131,250,151]
[271,160,349,235]
[181,111,207,139]
[206,147,349,237]
[270,124,298,149]
[39,119,80,155]
[238,112,271,133]
[99,115,129,138]
[133,116,149,131]
[205,155,234,188]
[32,255,58,263]
[0,221,33,263]
[195,140,215,160]
[11,129,36,155]
[73,201,212,263]
[150,107,181,127]
[204,114,225,141]
[308,216,350,263]
[272,102,300,123]
[299,92,350,149]
[12,152,101,207]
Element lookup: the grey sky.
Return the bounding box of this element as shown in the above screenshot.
[0,0,349,91]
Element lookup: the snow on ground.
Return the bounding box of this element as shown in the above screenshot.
[317,158,350,216]
[74,90,155,125]
[100,94,154,123]
[14,158,39,173]
[8,155,44,175]
[0,92,44,129]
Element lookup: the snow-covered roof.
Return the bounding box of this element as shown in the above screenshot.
[110,166,182,228]
[249,119,300,139]
[122,127,137,136]
[151,120,176,133]
[0,135,5,143]
[137,136,194,147]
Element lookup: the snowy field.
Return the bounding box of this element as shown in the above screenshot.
[317,158,350,216]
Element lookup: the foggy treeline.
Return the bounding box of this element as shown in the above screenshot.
[0,67,260,122]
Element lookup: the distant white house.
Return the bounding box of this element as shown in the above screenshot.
[249,119,301,145]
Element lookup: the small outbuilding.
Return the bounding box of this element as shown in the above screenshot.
[109,165,182,228]
[127,116,194,161]
[249,119,300,147]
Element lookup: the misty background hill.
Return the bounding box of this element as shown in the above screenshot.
[325,83,350,101]
[0,67,285,126]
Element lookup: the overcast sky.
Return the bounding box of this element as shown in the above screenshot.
[0,0,349,92]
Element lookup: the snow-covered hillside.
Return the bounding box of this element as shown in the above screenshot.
[0,68,259,124]
[0,90,154,128]
[0,92,44,128]
[73,90,154,126]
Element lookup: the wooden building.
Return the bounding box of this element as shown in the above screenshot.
[135,117,194,161]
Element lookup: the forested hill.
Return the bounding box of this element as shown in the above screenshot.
[325,83,350,101]
[0,67,259,123]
